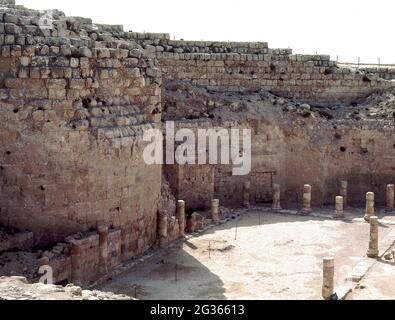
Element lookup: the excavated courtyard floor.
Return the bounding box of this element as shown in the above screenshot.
[96,208,395,300]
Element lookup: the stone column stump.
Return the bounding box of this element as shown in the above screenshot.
[334,196,344,219]
[301,184,312,215]
[322,257,335,300]
[177,200,186,237]
[243,181,251,208]
[98,225,109,275]
[386,184,394,212]
[340,180,348,208]
[367,216,379,258]
[272,184,282,211]
[158,210,168,247]
[364,192,375,221]
[211,199,220,223]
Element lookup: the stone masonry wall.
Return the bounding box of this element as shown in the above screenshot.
[212,118,395,208]
[130,33,392,107]
[359,67,395,81]
[0,1,162,254]
[161,82,395,209]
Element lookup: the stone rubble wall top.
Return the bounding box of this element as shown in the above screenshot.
[0,1,334,63]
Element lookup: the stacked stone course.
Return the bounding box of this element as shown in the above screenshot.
[129,33,390,106]
[0,0,163,279]
[351,66,395,81]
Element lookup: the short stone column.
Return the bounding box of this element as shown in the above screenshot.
[98,225,109,275]
[177,200,186,237]
[158,210,168,247]
[70,242,82,286]
[340,181,348,208]
[272,184,282,210]
[334,196,344,219]
[386,184,394,211]
[364,192,375,221]
[367,216,379,258]
[301,184,312,214]
[322,257,335,300]
[186,213,198,233]
[211,199,220,223]
[243,181,250,208]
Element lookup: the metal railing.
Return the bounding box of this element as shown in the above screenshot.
[337,57,395,69]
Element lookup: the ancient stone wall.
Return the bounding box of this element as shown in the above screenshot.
[213,119,395,208]
[281,118,395,206]
[165,164,215,211]
[224,119,395,208]
[163,121,215,211]
[161,81,395,209]
[0,1,162,257]
[359,67,395,81]
[130,33,392,107]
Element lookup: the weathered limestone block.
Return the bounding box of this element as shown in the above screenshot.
[186,212,205,233]
[79,46,92,58]
[11,45,21,58]
[107,229,122,269]
[4,13,19,25]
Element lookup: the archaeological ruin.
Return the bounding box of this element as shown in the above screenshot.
[0,0,395,300]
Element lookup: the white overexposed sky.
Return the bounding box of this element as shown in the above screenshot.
[17,0,395,64]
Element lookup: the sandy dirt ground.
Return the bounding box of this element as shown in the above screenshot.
[96,208,395,300]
